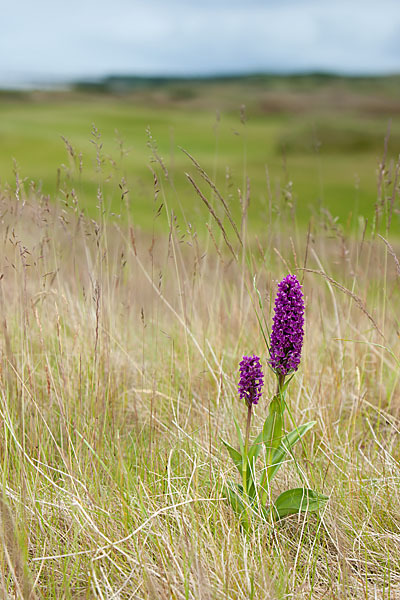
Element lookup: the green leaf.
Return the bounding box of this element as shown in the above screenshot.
[272,487,328,520]
[280,373,295,394]
[224,484,245,518]
[221,439,243,477]
[245,461,259,501]
[222,430,262,500]
[233,415,244,455]
[245,431,263,501]
[263,396,284,455]
[268,421,315,481]
[247,430,263,464]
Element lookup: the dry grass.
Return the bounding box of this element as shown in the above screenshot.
[0,154,400,599]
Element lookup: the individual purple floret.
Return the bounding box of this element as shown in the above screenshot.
[269,274,304,376]
[238,355,264,406]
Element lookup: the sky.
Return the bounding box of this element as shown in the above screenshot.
[1,0,400,86]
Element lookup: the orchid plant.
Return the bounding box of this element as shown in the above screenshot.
[223,275,328,525]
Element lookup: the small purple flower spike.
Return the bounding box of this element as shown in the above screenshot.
[238,355,264,406]
[269,274,304,376]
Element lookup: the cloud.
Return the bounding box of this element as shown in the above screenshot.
[1,0,399,82]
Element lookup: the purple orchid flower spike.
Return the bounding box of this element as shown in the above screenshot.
[238,355,264,407]
[269,274,304,377]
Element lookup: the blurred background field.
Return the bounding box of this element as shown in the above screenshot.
[1,73,399,233]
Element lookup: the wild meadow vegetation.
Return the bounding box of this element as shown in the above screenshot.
[0,76,400,598]
[1,74,400,230]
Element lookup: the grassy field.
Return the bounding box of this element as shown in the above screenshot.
[0,74,399,233]
[0,145,400,597]
[0,75,400,598]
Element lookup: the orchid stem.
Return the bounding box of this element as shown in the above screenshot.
[242,402,252,530]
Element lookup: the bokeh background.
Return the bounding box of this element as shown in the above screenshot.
[1,0,400,232]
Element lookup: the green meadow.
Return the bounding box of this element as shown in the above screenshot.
[1,75,399,233]
[1,76,400,598]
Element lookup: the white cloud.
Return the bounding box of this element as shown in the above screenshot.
[0,0,399,82]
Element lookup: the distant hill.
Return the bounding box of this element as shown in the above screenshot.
[1,72,399,117]
[73,72,400,93]
[71,72,400,116]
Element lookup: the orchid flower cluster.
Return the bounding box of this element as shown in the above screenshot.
[223,274,327,525]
